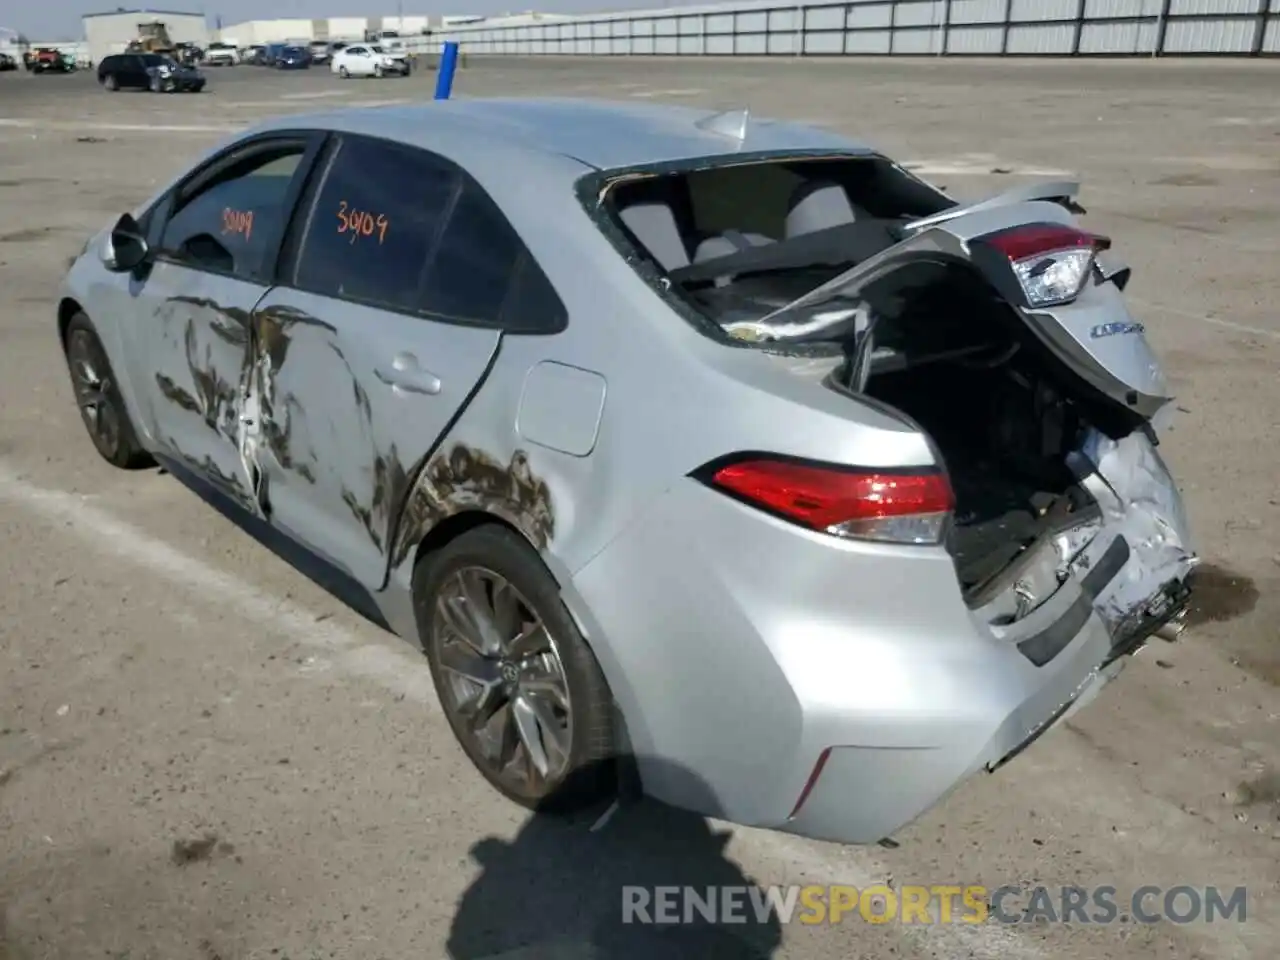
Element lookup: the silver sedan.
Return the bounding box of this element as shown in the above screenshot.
[56,98,1197,844]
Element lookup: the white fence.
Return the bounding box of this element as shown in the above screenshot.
[403,0,1280,57]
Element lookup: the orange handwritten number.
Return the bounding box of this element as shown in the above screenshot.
[334,201,388,245]
[221,207,252,240]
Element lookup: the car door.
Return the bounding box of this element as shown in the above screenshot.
[125,132,324,512]
[244,134,515,588]
[118,55,140,87]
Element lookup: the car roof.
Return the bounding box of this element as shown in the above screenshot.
[251,97,874,172]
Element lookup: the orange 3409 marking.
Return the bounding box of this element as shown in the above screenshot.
[221,207,253,241]
[336,200,389,245]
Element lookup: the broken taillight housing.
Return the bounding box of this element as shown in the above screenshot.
[979,224,1111,308]
[700,455,954,545]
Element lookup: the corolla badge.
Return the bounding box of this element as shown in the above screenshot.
[1090,321,1145,339]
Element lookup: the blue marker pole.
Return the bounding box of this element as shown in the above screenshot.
[434,41,459,100]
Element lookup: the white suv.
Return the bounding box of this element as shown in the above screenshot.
[203,42,238,66]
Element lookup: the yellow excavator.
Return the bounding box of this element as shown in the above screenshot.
[125,20,173,55]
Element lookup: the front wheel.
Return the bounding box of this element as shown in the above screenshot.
[338,66,349,78]
[374,64,383,78]
[414,525,617,813]
[102,73,117,91]
[62,314,154,470]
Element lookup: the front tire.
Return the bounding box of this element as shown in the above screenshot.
[102,73,117,91]
[414,525,616,813]
[62,313,154,470]
[338,66,349,78]
[374,64,383,78]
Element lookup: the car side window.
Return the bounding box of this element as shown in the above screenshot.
[290,136,456,312]
[158,145,304,280]
[423,179,567,332]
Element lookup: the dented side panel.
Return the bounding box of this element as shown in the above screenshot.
[132,262,267,512]
[247,288,502,588]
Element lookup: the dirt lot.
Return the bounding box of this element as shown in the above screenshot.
[1,56,1278,960]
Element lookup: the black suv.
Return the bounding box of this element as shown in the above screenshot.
[98,52,206,92]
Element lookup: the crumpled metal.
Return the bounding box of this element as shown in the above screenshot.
[1072,411,1198,627]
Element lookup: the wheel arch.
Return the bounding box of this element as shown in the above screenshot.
[411,508,538,575]
[403,505,644,758]
[57,297,84,349]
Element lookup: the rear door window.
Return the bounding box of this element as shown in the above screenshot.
[288,135,456,313]
[424,179,565,332]
[284,135,566,333]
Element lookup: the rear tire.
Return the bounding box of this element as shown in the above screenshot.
[339,66,349,79]
[414,524,617,813]
[62,313,154,471]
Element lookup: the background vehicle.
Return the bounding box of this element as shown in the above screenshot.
[0,52,17,72]
[204,42,238,66]
[331,43,409,78]
[173,42,203,66]
[30,47,72,73]
[56,100,1195,846]
[244,44,265,64]
[307,39,332,64]
[125,20,172,55]
[275,45,310,69]
[98,52,204,92]
[258,42,286,66]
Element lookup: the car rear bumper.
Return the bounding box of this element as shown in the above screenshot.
[569,428,1194,845]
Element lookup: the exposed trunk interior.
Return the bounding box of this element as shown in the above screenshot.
[855,264,1102,601]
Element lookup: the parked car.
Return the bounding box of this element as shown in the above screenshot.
[56,99,1197,845]
[98,52,205,92]
[173,42,202,66]
[259,42,286,66]
[0,52,17,72]
[30,47,73,73]
[308,40,332,64]
[244,44,265,64]
[275,45,310,69]
[331,43,409,78]
[204,41,238,66]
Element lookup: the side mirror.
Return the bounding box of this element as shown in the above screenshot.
[102,212,149,273]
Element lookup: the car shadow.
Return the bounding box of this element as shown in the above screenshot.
[446,760,784,960]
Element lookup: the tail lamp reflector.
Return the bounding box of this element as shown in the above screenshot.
[707,457,954,545]
[981,224,1111,308]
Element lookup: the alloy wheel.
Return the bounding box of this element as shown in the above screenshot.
[67,329,121,457]
[431,566,573,796]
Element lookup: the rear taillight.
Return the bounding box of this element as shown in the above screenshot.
[699,455,954,545]
[979,224,1111,308]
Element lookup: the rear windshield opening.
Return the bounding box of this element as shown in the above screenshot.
[596,154,955,340]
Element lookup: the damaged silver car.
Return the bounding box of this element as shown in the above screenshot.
[56,99,1195,844]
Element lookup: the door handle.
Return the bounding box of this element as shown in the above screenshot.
[375,352,442,396]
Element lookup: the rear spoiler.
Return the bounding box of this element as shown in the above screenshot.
[904,181,1085,232]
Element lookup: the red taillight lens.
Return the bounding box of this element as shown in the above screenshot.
[704,456,954,545]
[979,224,1111,308]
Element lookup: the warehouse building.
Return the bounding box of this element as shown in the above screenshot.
[216,15,435,46]
[83,8,208,65]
